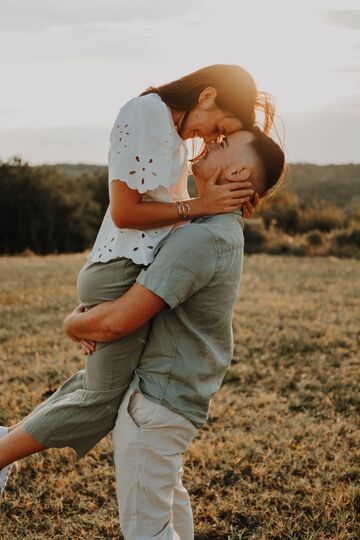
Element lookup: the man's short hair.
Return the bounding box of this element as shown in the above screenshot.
[249,126,285,197]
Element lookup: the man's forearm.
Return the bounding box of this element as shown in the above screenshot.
[64,301,123,343]
[64,283,166,344]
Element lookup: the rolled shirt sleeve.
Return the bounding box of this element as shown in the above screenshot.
[136,224,218,309]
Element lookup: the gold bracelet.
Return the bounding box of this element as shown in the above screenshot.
[176,200,191,221]
[180,201,190,220]
[175,201,185,220]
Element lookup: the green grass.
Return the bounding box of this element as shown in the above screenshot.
[0,253,359,539]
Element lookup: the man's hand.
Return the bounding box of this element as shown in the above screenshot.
[64,304,86,342]
[242,192,260,219]
[64,307,96,353]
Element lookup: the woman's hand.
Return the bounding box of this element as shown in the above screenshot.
[80,339,97,355]
[242,192,260,219]
[198,166,255,215]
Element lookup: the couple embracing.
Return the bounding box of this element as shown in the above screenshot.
[0,64,284,539]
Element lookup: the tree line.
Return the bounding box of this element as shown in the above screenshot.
[0,158,108,255]
[1,158,359,256]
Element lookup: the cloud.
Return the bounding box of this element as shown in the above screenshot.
[1,0,204,34]
[321,10,360,30]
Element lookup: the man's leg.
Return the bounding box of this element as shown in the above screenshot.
[172,467,194,540]
[112,389,197,540]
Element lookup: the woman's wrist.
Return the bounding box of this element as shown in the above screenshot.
[176,201,191,221]
[187,198,206,219]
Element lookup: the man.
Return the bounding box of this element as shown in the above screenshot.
[64,128,285,539]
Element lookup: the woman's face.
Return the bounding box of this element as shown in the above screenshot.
[180,87,243,142]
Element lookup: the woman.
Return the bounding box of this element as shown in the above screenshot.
[0,64,273,494]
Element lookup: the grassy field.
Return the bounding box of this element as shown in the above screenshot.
[0,253,359,539]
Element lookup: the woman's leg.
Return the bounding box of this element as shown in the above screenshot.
[0,426,47,469]
[20,313,149,458]
[0,374,87,470]
[0,411,49,469]
[0,258,143,470]
[0,325,146,468]
[8,259,145,460]
[3,342,145,467]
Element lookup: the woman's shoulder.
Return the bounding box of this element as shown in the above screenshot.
[109,92,187,194]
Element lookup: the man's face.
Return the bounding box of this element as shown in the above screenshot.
[192,130,261,192]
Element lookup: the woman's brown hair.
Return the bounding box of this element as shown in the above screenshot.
[140,64,275,136]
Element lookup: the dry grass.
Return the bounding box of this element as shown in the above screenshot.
[0,253,359,539]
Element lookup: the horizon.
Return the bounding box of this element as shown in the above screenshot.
[31,160,360,168]
[4,153,360,168]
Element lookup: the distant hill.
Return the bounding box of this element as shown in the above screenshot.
[2,159,358,256]
[44,163,106,178]
[285,163,360,212]
[49,162,360,211]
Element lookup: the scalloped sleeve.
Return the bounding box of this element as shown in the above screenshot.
[108,95,176,194]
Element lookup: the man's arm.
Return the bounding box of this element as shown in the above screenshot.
[64,283,166,343]
[65,222,218,343]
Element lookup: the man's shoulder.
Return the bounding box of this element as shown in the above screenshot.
[177,212,242,236]
[156,213,244,260]
[192,213,244,250]
[163,222,216,253]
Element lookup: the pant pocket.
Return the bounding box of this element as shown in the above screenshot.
[127,390,156,429]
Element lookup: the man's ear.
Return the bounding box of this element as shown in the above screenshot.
[198,87,217,109]
[225,166,251,182]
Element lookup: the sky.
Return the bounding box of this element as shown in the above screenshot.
[0,0,359,165]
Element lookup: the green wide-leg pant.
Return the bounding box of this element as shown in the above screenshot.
[24,257,149,458]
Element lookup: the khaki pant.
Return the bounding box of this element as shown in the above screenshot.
[113,388,198,540]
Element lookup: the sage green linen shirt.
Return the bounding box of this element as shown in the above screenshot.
[131,211,244,428]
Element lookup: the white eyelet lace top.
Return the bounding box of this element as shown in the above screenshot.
[89,93,189,266]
